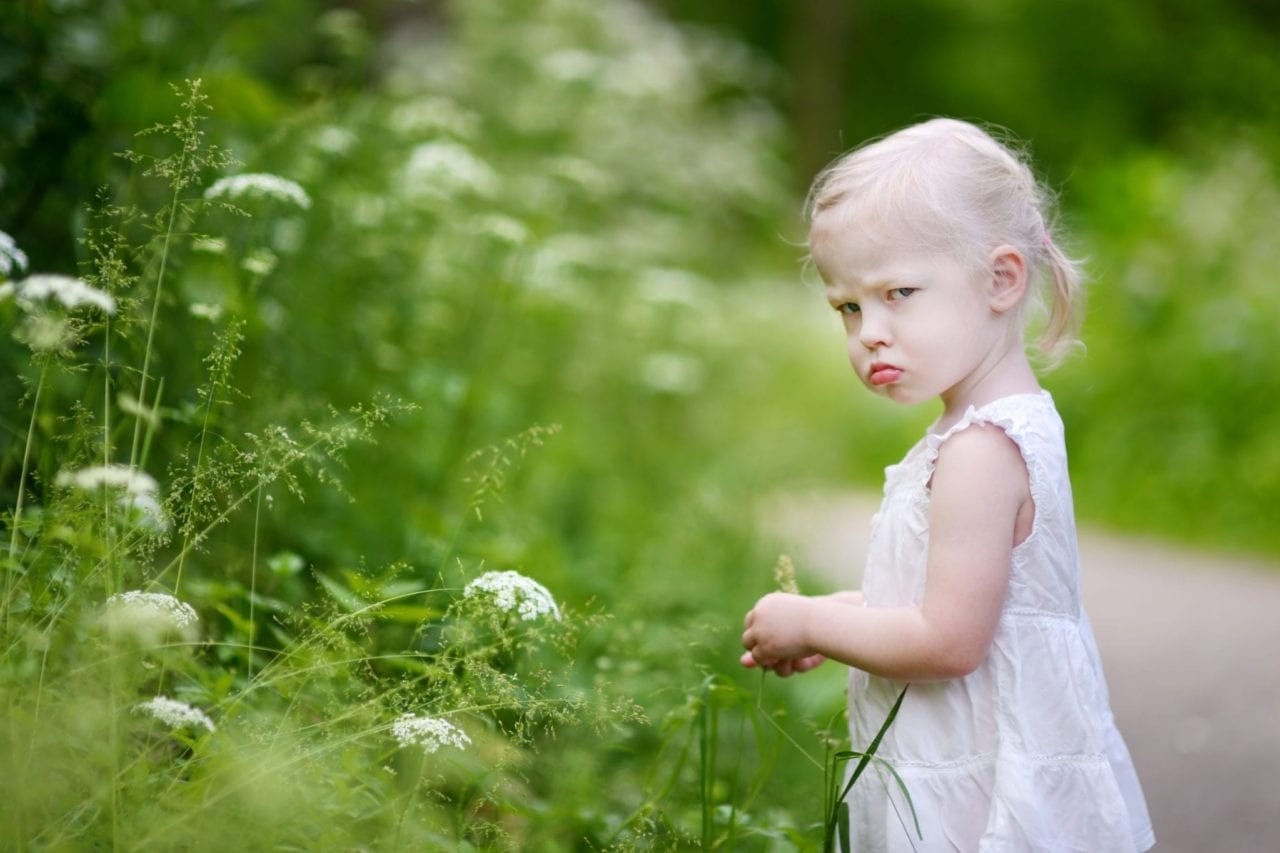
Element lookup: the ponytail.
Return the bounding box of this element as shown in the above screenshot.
[1035,228,1085,366]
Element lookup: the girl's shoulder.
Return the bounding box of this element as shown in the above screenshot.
[923,391,1062,472]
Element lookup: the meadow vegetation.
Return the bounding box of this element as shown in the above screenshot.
[2,0,1277,849]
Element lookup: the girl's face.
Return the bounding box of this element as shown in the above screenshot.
[810,213,1018,413]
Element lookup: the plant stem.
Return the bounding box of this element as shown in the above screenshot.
[248,478,263,680]
[4,361,48,633]
[128,159,185,479]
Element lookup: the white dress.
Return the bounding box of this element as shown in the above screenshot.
[845,391,1155,852]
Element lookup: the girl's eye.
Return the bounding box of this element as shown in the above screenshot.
[837,302,860,316]
[888,287,917,301]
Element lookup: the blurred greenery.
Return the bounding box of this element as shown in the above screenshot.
[2,0,1278,847]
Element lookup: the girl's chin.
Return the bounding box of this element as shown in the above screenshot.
[866,382,934,406]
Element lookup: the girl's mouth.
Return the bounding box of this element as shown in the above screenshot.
[868,363,903,386]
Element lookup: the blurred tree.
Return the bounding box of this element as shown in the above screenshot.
[0,0,388,267]
[650,0,1280,186]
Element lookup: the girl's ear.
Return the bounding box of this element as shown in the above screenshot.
[988,246,1027,314]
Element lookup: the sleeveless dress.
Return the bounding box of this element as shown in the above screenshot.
[845,391,1155,852]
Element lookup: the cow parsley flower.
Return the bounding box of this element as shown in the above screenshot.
[116,492,169,532]
[106,590,197,629]
[463,570,560,621]
[13,274,116,314]
[0,230,29,277]
[390,714,470,753]
[135,696,215,732]
[56,464,158,496]
[204,173,312,209]
[403,141,497,199]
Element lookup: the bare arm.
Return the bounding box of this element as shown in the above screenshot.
[742,425,1029,681]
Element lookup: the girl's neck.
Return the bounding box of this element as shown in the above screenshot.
[935,346,1040,433]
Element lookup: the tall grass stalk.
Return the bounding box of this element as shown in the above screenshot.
[3,362,47,632]
[126,82,211,482]
[247,477,263,680]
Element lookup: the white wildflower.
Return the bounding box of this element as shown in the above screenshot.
[641,352,704,395]
[548,157,614,195]
[389,97,479,138]
[390,714,470,753]
[314,125,357,155]
[204,173,312,209]
[403,141,498,199]
[464,570,560,621]
[56,464,158,496]
[542,49,600,82]
[103,590,197,646]
[14,274,116,314]
[189,302,224,321]
[0,282,13,301]
[192,236,227,254]
[1,230,29,277]
[115,492,169,533]
[637,268,708,310]
[15,313,74,352]
[241,247,277,276]
[106,590,198,628]
[135,696,215,732]
[473,214,530,246]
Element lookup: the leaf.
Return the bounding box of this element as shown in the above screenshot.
[316,571,365,613]
[826,684,910,848]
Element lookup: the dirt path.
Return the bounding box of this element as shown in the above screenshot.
[765,491,1280,853]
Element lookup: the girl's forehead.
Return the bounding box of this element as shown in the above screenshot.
[811,214,913,279]
[811,214,974,292]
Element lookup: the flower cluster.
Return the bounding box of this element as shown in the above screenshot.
[463,570,560,621]
[135,696,216,732]
[106,590,199,629]
[0,229,29,277]
[5,274,116,314]
[403,141,498,199]
[390,714,471,753]
[56,464,158,496]
[204,173,312,209]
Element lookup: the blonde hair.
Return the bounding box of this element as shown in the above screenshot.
[806,118,1083,365]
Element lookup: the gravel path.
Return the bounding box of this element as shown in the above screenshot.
[765,491,1280,853]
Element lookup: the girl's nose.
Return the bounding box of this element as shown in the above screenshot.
[857,307,891,349]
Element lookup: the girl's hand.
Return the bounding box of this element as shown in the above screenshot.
[739,650,826,677]
[741,592,814,665]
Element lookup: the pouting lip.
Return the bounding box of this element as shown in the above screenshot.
[867,361,903,386]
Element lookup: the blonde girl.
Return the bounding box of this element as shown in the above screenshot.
[740,119,1154,851]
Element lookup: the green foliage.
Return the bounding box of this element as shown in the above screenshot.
[0,1,860,849]
[6,0,1278,849]
[1055,140,1280,554]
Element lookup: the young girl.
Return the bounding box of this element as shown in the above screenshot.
[740,119,1155,851]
